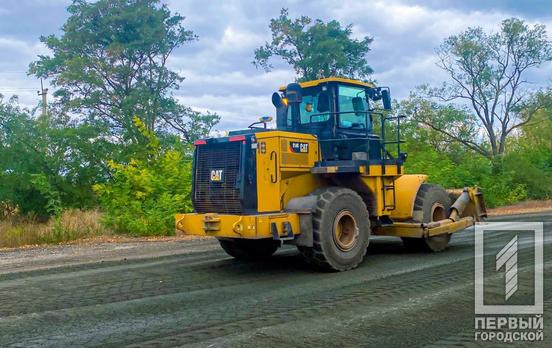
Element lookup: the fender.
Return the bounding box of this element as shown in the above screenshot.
[389,174,427,221]
[285,195,318,247]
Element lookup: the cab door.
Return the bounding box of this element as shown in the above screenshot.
[334,85,372,160]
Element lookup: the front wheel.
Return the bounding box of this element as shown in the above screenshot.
[299,187,370,271]
[402,184,452,252]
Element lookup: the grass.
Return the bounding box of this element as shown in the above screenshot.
[0,209,112,249]
[487,199,552,216]
[2,199,550,249]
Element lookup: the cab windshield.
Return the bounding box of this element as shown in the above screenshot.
[282,83,372,133]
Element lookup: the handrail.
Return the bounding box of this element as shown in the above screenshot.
[374,112,405,175]
[307,110,371,129]
[270,151,278,183]
[317,137,375,142]
[301,108,404,170]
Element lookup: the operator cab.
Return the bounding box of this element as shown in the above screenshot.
[272,77,400,167]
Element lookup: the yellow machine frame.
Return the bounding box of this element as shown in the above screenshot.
[176,128,486,241]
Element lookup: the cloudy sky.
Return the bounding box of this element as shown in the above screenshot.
[0,0,551,130]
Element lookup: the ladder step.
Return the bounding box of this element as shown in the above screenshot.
[271,222,294,241]
[381,176,396,211]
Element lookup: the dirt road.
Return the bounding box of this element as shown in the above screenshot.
[1,214,551,347]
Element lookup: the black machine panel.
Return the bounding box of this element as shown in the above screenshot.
[192,137,257,214]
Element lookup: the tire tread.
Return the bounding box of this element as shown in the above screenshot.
[300,187,370,271]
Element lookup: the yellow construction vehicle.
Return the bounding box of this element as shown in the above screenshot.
[176,77,487,271]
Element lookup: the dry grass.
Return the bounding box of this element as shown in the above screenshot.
[487,200,552,216]
[2,199,550,249]
[0,209,112,248]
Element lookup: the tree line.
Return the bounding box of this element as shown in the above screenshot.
[1,1,551,235]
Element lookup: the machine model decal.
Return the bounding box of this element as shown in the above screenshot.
[289,141,309,153]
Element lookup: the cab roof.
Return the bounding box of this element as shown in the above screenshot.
[278,77,375,91]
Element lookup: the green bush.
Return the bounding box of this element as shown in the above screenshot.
[0,96,114,218]
[403,142,538,207]
[94,118,193,236]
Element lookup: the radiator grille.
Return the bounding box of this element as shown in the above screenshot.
[192,142,242,214]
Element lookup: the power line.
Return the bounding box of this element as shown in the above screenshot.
[0,88,37,91]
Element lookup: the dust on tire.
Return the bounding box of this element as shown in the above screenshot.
[299,187,370,271]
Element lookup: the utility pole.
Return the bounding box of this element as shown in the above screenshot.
[37,78,48,117]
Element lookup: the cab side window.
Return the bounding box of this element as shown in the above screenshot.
[299,92,331,124]
[338,86,370,130]
[299,94,319,124]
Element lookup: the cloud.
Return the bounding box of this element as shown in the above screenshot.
[220,26,264,52]
[1,0,551,131]
[0,37,52,107]
[176,94,273,130]
[330,0,505,37]
[372,54,449,98]
[327,0,508,75]
[0,38,49,59]
[167,25,265,75]
[173,68,293,96]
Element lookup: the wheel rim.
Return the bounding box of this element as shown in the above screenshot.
[431,203,446,222]
[333,210,359,251]
[428,203,450,248]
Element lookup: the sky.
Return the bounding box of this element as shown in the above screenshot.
[0,0,551,130]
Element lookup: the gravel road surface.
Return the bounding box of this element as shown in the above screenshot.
[0,213,551,347]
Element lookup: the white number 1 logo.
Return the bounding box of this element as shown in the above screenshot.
[496,235,518,301]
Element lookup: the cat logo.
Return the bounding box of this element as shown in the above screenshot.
[210,169,224,182]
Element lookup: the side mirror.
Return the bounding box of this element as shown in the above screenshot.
[381,89,392,110]
[286,83,303,103]
[271,92,283,108]
[317,92,330,112]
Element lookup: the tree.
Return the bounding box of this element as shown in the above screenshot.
[511,90,552,199]
[519,90,552,150]
[93,117,192,235]
[398,89,552,207]
[0,95,110,217]
[29,0,219,143]
[253,8,373,81]
[420,18,552,158]
[403,88,488,157]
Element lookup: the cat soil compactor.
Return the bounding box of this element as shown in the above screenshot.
[176,77,487,271]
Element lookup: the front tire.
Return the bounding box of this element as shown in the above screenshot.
[299,187,370,271]
[402,184,452,252]
[218,238,279,260]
